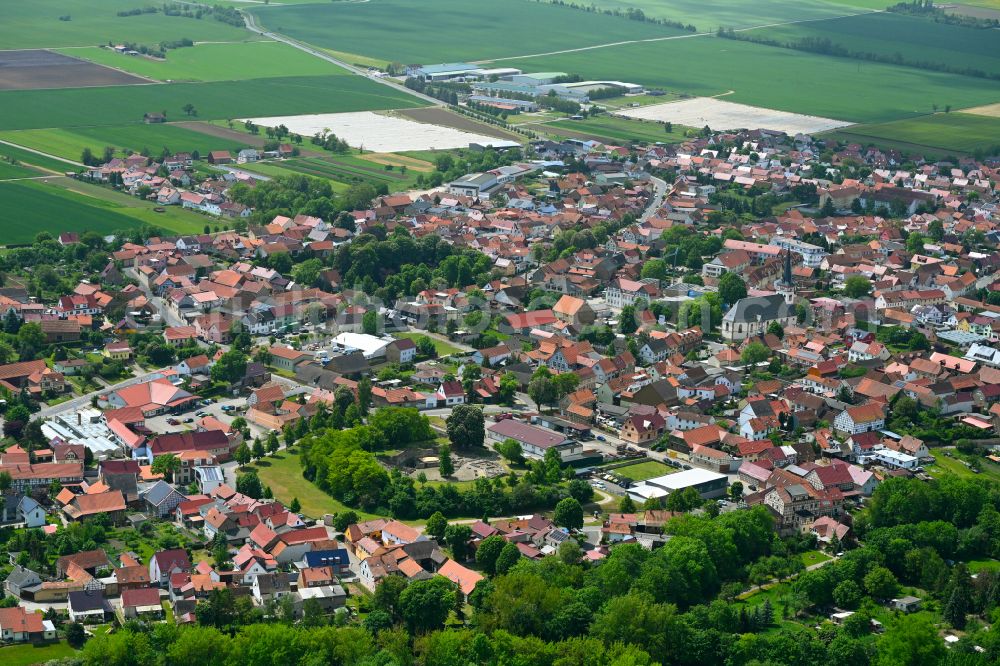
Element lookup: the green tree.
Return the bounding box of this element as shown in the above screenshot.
[476,534,506,575]
[498,372,518,405]
[65,621,86,648]
[361,310,378,336]
[863,566,898,600]
[527,375,557,410]
[373,575,407,621]
[876,614,946,666]
[833,580,863,609]
[741,341,770,365]
[554,497,584,530]
[766,321,785,339]
[942,563,972,629]
[289,497,301,513]
[251,438,265,461]
[718,272,748,305]
[444,523,472,561]
[233,442,251,467]
[619,305,638,335]
[151,454,181,482]
[495,438,524,464]
[446,404,485,448]
[558,539,582,565]
[424,511,448,542]
[494,541,522,574]
[399,576,456,633]
[235,470,263,499]
[211,350,248,384]
[330,511,358,535]
[438,443,454,477]
[843,275,872,298]
[619,495,637,513]
[291,258,322,287]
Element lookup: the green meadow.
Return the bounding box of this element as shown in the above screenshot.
[0,0,248,49]
[60,41,345,83]
[250,0,686,63]
[0,75,425,131]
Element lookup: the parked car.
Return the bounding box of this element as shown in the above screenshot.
[596,435,606,442]
[196,411,208,417]
[167,418,179,426]
[183,418,194,423]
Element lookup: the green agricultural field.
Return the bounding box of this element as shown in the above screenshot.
[744,12,1000,78]
[542,115,691,145]
[612,460,675,482]
[0,160,44,181]
[0,124,254,162]
[277,154,424,189]
[586,0,864,31]
[0,180,148,243]
[0,75,425,131]
[0,0,248,49]
[250,0,686,64]
[0,178,206,244]
[827,113,1000,155]
[60,41,345,83]
[0,142,80,173]
[490,37,1000,123]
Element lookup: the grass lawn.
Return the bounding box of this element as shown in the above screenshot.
[612,460,675,482]
[0,0,249,49]
[393,332,463,357]
[968,558,1000,573]
[0,124,253,163]
[250,0,685,64]
[0,641,77,666]
[61,41,346,83]
[542,114,692,145]
[924,452,1000,483]
[486,36,1000,124]
[801,550,832,567]
[823,112,1000,156]
[0,75,426,131]
[245,451,381,522]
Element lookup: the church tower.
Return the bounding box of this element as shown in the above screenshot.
[776,248,795,304]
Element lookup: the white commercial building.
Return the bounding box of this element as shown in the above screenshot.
[329,333,393,360]
[627,468,729,502]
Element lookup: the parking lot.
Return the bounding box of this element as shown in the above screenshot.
[144,395,269,440]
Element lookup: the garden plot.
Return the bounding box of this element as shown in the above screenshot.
[240,111,513,152]
[617,97,851,134]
